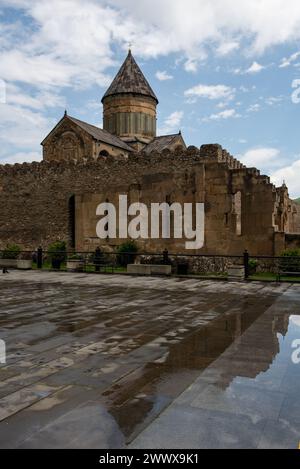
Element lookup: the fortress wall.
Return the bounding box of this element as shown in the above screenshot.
[0,145,289,255]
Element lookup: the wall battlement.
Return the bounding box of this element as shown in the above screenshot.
[0,143,251,175]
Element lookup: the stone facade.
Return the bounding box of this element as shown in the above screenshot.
[42,116,132,162]
[1,50,299,256]
[103,94,157,143]
[0,144,299,256]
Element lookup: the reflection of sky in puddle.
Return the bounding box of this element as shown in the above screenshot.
[232,313,300,394]
[277,315,300,357]
[289,315,300,328]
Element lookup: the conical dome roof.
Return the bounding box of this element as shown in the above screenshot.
[102,50,158,104]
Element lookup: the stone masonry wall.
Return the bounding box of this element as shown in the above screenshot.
[0,145,297,256]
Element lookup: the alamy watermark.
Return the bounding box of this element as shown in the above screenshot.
[0,339,6,365]
[291,79,300,104]
[0,79,6,104]
[96,195,205,250]
[292,339,300,364]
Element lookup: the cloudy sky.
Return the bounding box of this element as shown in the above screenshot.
[0,0,300,197]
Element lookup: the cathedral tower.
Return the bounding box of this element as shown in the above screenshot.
[102,50,158,148]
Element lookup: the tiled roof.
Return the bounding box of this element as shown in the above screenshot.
[66,116,133,152]
[102,50,158,103]
[144,133,183,154]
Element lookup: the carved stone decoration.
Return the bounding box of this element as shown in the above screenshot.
[57,132,82,161]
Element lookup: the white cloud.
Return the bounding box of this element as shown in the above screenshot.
[159,110,183,134]
[0,102,54,159]
[240,147,281,170]
[279,51,300,68]
[203,108,241,122]
[265,96,284,106]
[1,0,300,93]
[184,84,235,101]
[245,61,265,74]
[0,151,42,165]
[155,70,173,81]
[239,147,300,197]
[184,59,199,73]
[216,41,239,56]
[6,84,65,110]
[247,103,261,112]
[108,0,300,56]
[271,159,300,198]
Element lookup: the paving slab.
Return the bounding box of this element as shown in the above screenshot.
[0,271,299,448]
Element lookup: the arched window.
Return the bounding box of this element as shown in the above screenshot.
[99,150,109,158]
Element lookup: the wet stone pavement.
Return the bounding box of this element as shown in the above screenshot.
[0,271,299,449]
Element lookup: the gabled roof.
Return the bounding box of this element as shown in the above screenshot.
[144,133,186,154]
[41,114,133,152]
[102,50,158,104]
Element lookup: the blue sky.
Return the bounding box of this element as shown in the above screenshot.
[0,0,300,197]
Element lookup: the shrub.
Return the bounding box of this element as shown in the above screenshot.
[117,241,138,267]
[280,249,300,272]
[281,249,300,257]
[248,259,258,274]
[2,244,21,259]
[68,254,83,261]
[47,241,67,264]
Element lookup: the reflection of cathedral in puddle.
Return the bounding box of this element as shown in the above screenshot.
[106,295,293,441]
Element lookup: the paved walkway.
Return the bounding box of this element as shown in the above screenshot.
[0,271,299,448]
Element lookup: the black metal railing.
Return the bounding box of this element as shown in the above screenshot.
[0,248,299,282]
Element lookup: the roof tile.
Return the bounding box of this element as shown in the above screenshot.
[102,51,158,103]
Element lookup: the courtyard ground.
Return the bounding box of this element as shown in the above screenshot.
[0,271,299,449]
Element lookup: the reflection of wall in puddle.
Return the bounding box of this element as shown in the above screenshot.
[106,293,286,441]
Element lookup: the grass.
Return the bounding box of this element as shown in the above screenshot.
[250,272,300,282]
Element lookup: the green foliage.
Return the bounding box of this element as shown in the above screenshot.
[248,259,258,274]
[281,249,300,257]
[2,244,21,259]
[47,241,67,262]
[117,241,138,267]
[280,249,300,272]
[68,254,83,261]
[294,198,300,204]
[117,241,138,254]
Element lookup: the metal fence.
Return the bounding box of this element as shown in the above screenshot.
[0,248,299,282]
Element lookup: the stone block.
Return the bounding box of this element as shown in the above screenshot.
[228,265,245,281]
[0,259,18,268]
[127,264,172,276]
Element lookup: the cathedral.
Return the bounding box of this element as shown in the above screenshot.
[42,50,186,161]
[0,50,299,257]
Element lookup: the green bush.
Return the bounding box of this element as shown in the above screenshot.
[117,241,138,267]
[2,244,21,259]
[47,241,67,263]
[280,249,300,272]
[68,254,83,261]
[281,249,300,257]
[248,259,258,274]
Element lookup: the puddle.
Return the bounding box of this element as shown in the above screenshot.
[103,293,285,442]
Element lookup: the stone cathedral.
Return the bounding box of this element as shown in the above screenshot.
[42,50,186,161]
[0,50,299,256]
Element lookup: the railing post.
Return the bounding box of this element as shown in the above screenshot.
[244,250,249,279]
[37,247,43,269]
[163,249,169,265]
[94,247,102,273]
